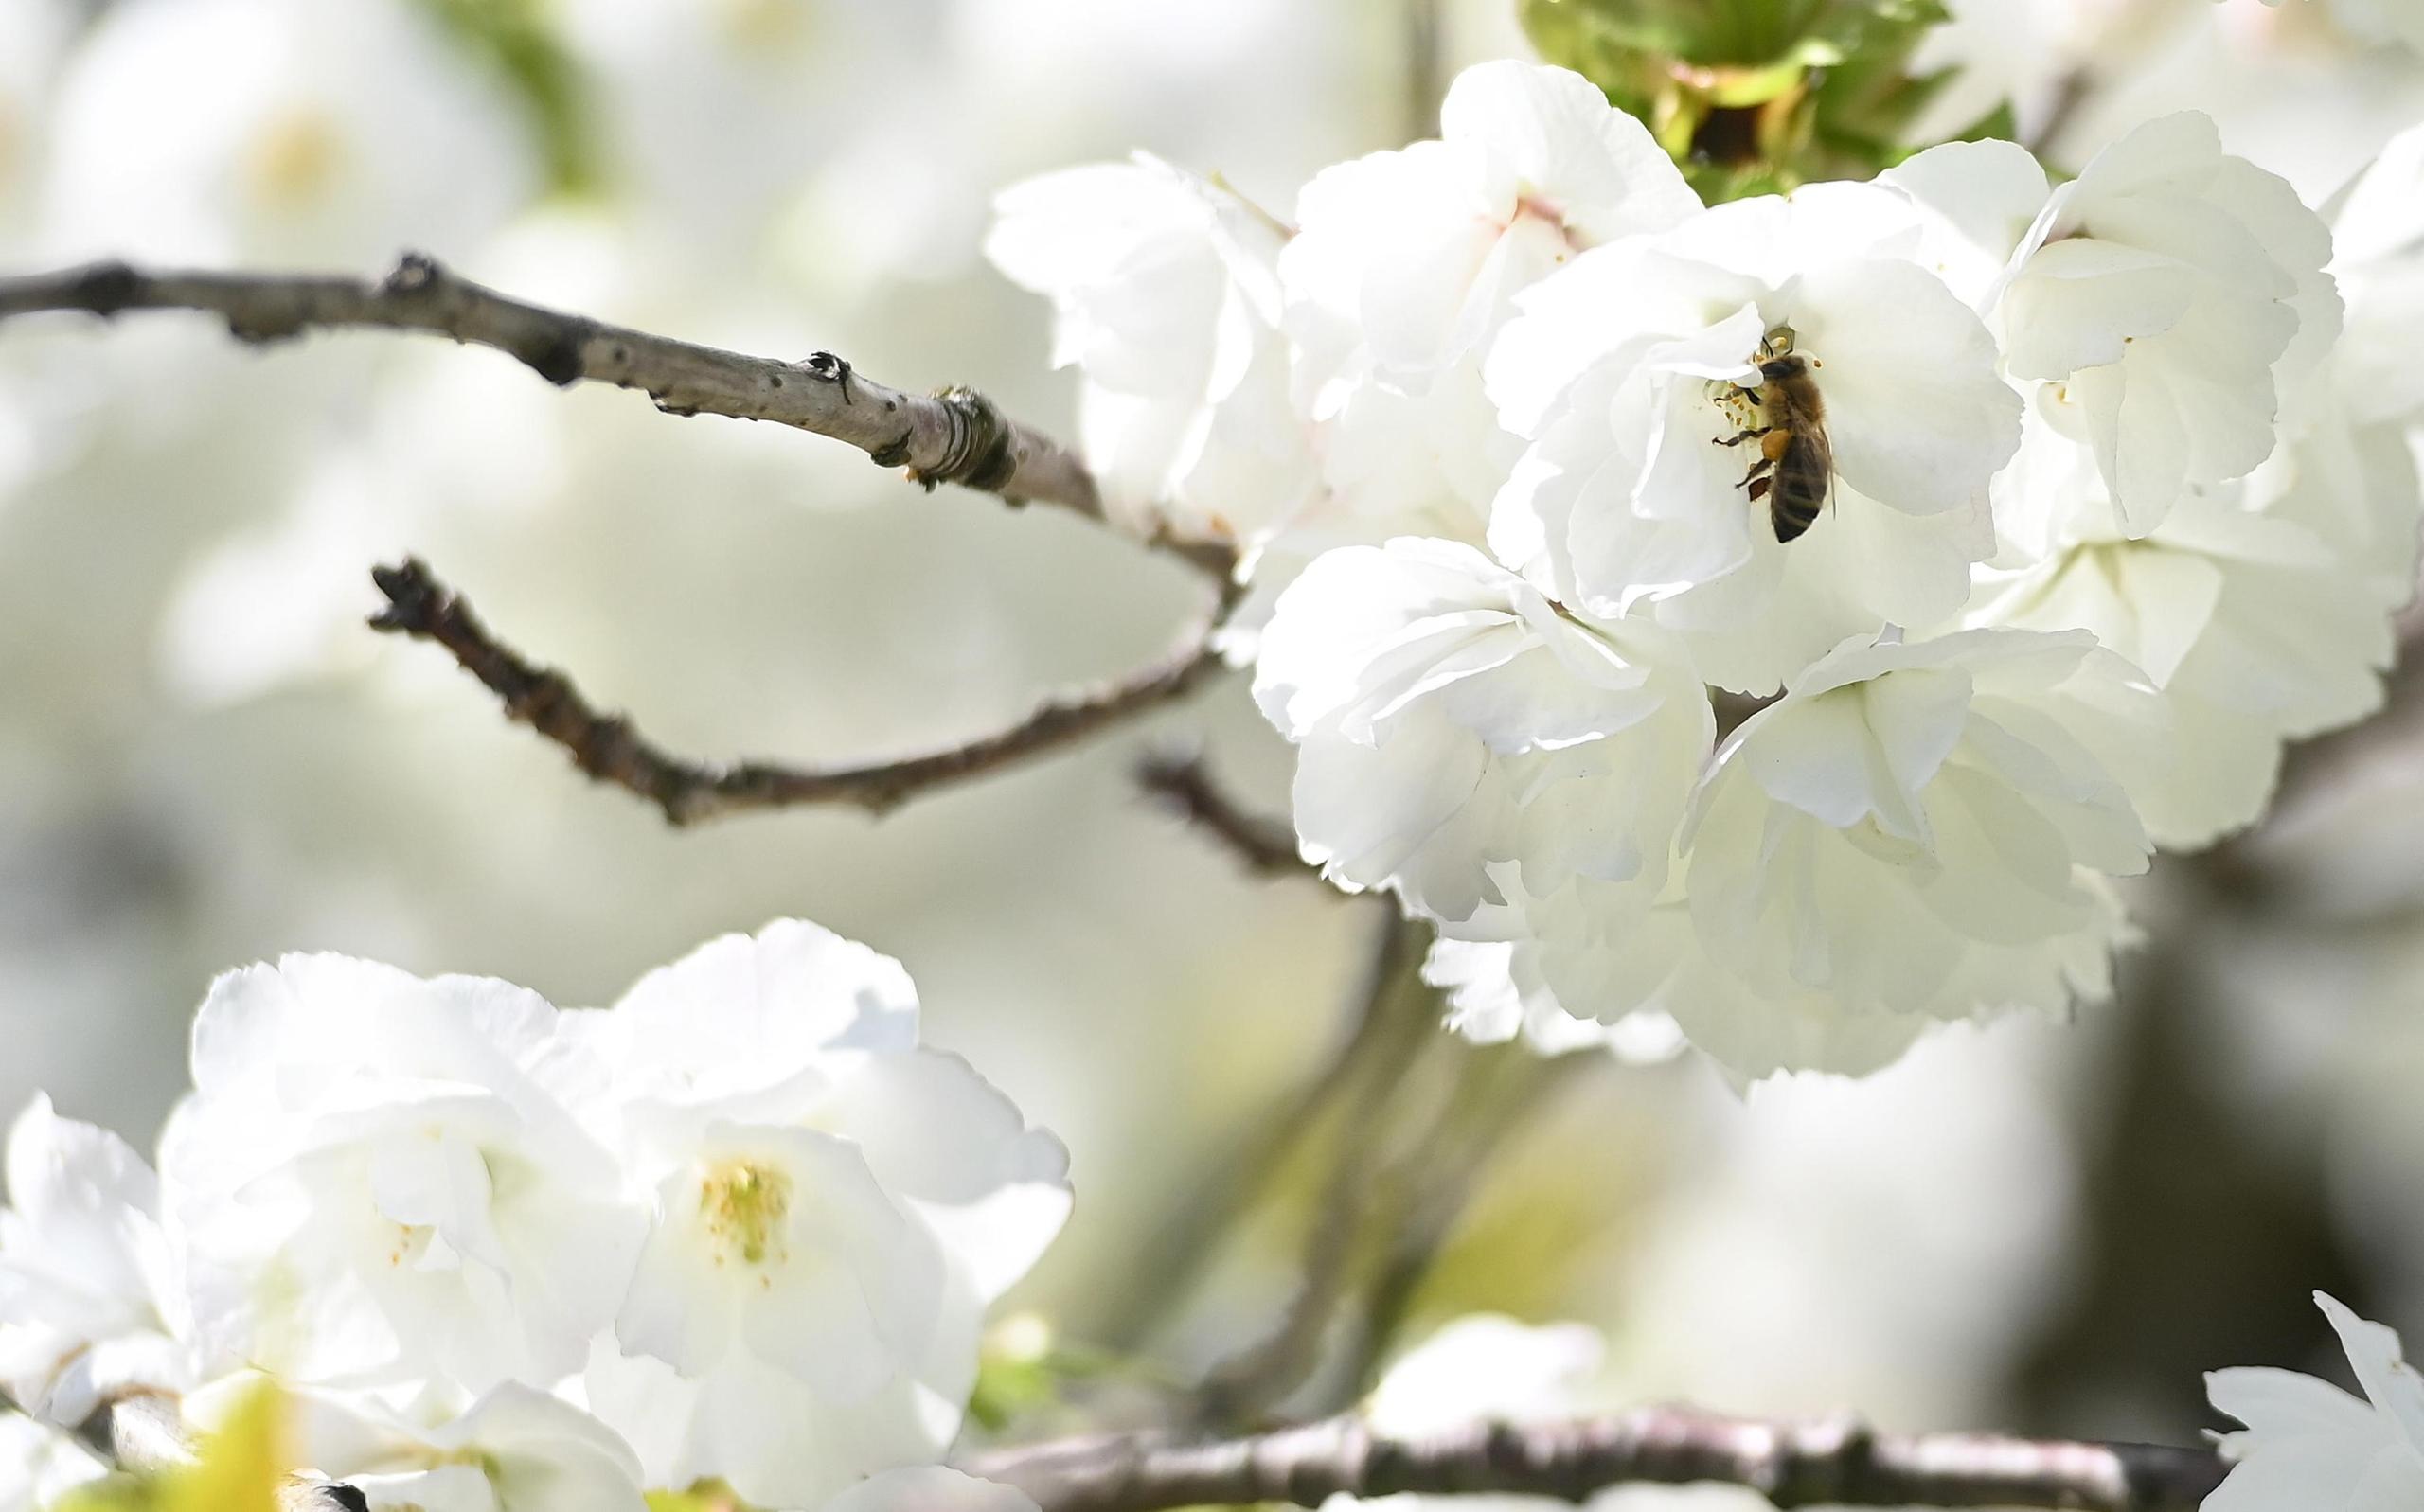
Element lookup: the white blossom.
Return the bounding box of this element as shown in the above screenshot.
[1487,183,2017,694]
[1284,61,1699,392]
[158,954,643,1396]
[1278,61,1697,528]
[571,921,1071,1511]
[1678,628,2163,1024]
[1506,898,1960,1083]
[1890,116,2337,535]
[986,152,1311,544]
[1970,412,2399,848]
[1253,538,1711,927]
[2206,1292,2424,1510]
[2323,121,2424,431]
[1222,62,1702,659]
[40,0,536,265]
[0,1414,105,1512]
[2244,0,2424,54]
[0,1094,188,1426]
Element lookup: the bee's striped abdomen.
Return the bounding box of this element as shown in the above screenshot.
[1769,436,1830,543]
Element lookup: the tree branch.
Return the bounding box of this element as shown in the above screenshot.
[0,254,1235,578]
[1134,751,1308,879]
[366,558,1230,826]
[969,1407,2229,1512]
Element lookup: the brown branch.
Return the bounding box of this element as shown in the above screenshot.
[1134,751,1308,879]
[0,254,1235,578]
[366,558,1229,826]
[968,1407,2229,1512]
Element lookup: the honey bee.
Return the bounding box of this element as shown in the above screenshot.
[1715,328,1833,543]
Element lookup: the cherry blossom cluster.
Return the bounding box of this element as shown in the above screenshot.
[0,922,1066,1512]
[991,62,2424,1082]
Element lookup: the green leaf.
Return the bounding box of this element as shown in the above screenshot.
[414,0,600,195]
[1519,0,1984,199]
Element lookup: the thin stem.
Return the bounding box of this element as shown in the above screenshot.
[1134,751,1309,879]
[367,558,1232,826]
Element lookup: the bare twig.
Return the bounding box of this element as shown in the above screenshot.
[366,558,1231,826]
[968,1407,2228,1512]
[0,254,1235,578]
[1135,751,1308,879]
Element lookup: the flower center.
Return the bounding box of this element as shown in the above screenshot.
[241,107,344,211]
[699,1161,792,1268]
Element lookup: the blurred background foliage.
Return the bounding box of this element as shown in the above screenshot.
[3,0,2423,1458]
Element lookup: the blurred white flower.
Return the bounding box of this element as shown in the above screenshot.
[1253,539,1710,927]
[2245,0,2424,54]
[1895,116,2336,535]
[1680,628,2162,1023]
[823,1467,1041,1512]
[2323,118,2424,431]
[159,955,643,1395]
[1609,1022,2079,1422]
[0,1413,105,1512]
[1326,1315,1599,1512]
[1331,1316,1773,1512]
[572,921,1070,1511]
[1487,184,2016,693]
[555,0,907,261]
[0,1094,188,1427]
[987,152,1312,544]
[1374,1313,1604,1434]
[2206,1291,2424,1510]
[187,1373,644,1512]
[1902,0,2198,151]
[41,0,537,266]
[0,0,73,247]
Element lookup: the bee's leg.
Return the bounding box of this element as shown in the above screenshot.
[1714,426,1771,448]
[1747,476,1773,502]
[1737,455,1774,490]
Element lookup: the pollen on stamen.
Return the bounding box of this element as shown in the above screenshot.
[699,1160,793,1269]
